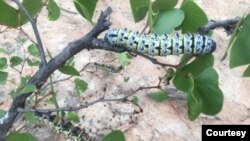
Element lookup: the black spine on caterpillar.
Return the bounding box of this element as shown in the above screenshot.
[104,28,216,56]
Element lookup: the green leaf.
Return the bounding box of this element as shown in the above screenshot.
[47,0,60,21]
[21,84,36,94]
[58,65,80,76]
[129,0,150,22]
[152,8,184,34]
[194,68,224,115]
[102,130,126,141]
[123,76,130,82]
[0,109,6,118]
[131,96,139,104]
[0,0,42,27]
[24,112,36,123]
[7,132,35,141]
[67,112,80,123]
[0,71,8,85]
[229,14,250,68]
[19,76,32,89]
[243,65,250,77]
[180,0,208,33]
[119,52,133,67]
[0,57,7,70]
[187,68,224,120]
[74,78,88,96]
[152,0,178,12]
[27,58,40,66]
[20,0,43,25]
[149,91,169,102]
[73,0,98,24]
[9,89,17,99]
[173,54,214,92]
[65,56,75,66]
[0,0,18,27]
[10,56,23,67]
[0,47,12,55]
[28,44,39,57]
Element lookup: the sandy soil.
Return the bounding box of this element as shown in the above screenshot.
[0,0,250,141]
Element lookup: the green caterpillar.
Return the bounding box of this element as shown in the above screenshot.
[104,28,216,56]
[94,63,123,73]
[35,112,92,141]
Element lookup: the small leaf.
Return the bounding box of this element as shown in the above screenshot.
[152,0,178,12]
[0,57,8,70]
[24,112,36,123]
[58,65,80,76]
[149,91,169,102]
[20,76,32,88]
[7,132,36,141]
[243,65,250,77]
[47,0,60,21]
[73,0,98,24]
[21,84,36,94]
[102,130,126,141]
[0,71,8,85]
[129,0,150,22]
[131,96,139,104]
[0,47,11,55]
[9,89,17,99]
[74,78,88,96]
[180,0,208,33]
[10,56,23,67]
[123,76,130,82]
[27,58,40,66]
[0,109,6,118]
[67,112,80,123]
[28,44,39,57]
[152,9,184,34]
[229,14,250,68]
[119,52,133,67]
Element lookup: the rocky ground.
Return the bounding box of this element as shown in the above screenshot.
[0,0,250,141]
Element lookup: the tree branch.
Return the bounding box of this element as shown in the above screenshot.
[13,0,47,66]
[198,16,241,34]
[0,7,112,140]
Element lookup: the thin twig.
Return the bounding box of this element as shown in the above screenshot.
[18,79,162,113]
[198,17,241,34]
[13,0,47,66]
[19,28,36,44]
[140,22,149,34]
